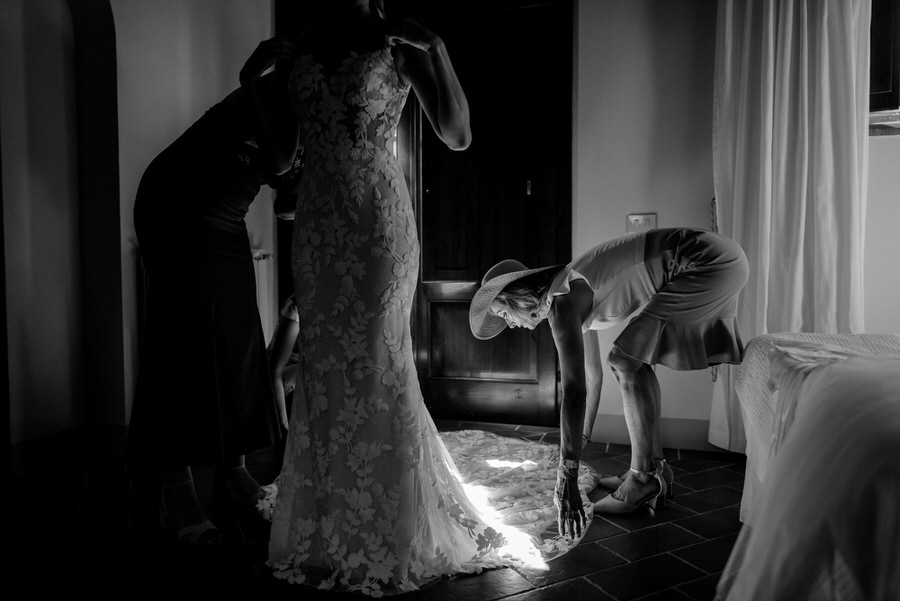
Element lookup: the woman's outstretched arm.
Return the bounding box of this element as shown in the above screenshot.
[548,279,593,538]
[582,329,603,445]
[549,284,594,465]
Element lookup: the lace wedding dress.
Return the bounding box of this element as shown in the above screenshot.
[265,45,595,596]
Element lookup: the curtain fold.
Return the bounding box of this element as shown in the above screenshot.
[709,0,870,451]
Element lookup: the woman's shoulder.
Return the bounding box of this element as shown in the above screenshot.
[548,276,593,329]
[199,92,250,134]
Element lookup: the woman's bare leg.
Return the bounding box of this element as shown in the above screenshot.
[610,347,659,471]
[594,346,664,508]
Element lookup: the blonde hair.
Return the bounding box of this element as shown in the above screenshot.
[494,270,557,316]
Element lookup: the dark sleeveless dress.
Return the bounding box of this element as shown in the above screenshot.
[128,97,291,469]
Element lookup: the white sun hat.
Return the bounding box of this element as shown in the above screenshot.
[469,259,562,340]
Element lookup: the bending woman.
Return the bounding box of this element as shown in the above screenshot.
[470,227,749,530]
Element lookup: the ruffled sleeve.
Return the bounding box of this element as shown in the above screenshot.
[546,268,591,329]
[548,268,589,300]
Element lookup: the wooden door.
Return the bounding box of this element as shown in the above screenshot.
[403,1,573,426]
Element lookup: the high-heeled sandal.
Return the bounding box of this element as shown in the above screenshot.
[594,458,675,499]
[158,487,225,546]
[592,465,667,514]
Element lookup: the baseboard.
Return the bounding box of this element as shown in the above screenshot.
[592,413,725,452]
[10,424,128,477]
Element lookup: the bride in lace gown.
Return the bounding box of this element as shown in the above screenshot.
[266,2,596,595]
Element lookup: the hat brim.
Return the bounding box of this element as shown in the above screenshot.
[469,265,562,340]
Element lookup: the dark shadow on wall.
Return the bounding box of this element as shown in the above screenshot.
[1,92,9,478]
[66,0,127,466]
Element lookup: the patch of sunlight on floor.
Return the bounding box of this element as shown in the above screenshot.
[485,459,539,471]
[461,481,550,571]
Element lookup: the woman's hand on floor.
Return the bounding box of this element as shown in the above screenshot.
[554,465,586,539]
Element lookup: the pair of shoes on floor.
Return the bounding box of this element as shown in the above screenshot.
[592,461,669,515]
[594,458,675,499]
[158,483,225,546]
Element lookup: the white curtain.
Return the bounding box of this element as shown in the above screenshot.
[709,0,871,451]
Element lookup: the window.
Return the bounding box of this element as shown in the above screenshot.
[870,0,900,135]
[871,0,900,111]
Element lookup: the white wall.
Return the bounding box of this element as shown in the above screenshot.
[111,0,276,421]
[1,0,84,444]
[575,0,720,447]
[865,134,900,335]
[575,0,900,449]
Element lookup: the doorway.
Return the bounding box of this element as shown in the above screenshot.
[407,0,574,426]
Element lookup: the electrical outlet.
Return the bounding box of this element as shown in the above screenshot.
[626,213,657,233]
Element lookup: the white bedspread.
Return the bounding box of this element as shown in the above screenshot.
[734,332,900,523]
[718,350,900,601]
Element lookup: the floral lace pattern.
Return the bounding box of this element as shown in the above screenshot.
[434,430,598,559]
[267,47,593,597]
[261,429,598,590]
[260,428,598,534]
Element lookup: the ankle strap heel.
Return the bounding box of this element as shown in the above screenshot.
[595,458,676,500]
[655,458,675,500]
[628,465,667,509]
[593,463,669,514]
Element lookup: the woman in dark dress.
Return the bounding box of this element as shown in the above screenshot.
[127,37,301,545]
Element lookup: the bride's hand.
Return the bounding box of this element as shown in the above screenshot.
[385,19,441,53]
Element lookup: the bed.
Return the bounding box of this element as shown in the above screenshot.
[716,333,900,600]
[731,332,900,524]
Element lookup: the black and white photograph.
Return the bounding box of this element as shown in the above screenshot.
[4,0,900,599]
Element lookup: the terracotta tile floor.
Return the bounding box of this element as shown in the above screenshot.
[10,420,745,600]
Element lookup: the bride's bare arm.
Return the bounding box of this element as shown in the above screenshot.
[389,20,471,151]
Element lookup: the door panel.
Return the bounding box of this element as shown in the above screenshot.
[418,282,559,426]
[409,1,573,426]
[430,302,536,381]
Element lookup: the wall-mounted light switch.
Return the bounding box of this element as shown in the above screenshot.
[626,213,657,233]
